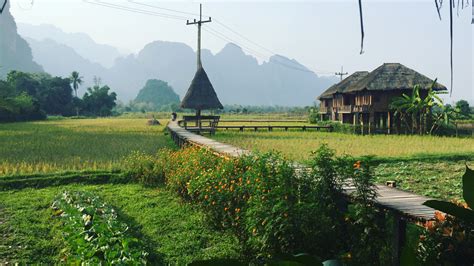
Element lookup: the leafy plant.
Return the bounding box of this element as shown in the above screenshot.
[51,190,148,263]
[419,167,474,264]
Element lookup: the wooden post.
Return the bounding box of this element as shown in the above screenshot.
[392,213,407,266]
[387,112,391,134]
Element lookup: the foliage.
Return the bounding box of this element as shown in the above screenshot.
[122,150,168,186]
[160,145,390,263]
[82,85,117,116]
[347,158,391,265]
[390,81,457,135]
[455,100,471,119]
[308,106,320,124]
[419,167,474,264]
[0,184,241,264]
[69,71,83,98]
[51,190,148,263]
[0,78,46,122]
[133,79,180,111]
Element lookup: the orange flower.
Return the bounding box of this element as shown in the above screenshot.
[434,211,446,222]
[204,195,209,200]
[235,208,241,213]
[424,221,436,232]
[224,207,229,211]
[211,201,216,205]
[353,161,361,169]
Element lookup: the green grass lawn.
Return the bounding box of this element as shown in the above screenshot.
[212,130,474,200]
[0,118,175,176]
[0,184,241,264]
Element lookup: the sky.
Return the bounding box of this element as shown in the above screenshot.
[10,0,474,103]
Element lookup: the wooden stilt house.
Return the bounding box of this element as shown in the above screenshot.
[318,63,447,133]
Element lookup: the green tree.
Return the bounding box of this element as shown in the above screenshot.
[82,85,117,117]
[390,81,445,135]
[455,100,471,119]
[69,71,83,98]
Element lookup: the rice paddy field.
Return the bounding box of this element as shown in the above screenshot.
[0,118,174,176]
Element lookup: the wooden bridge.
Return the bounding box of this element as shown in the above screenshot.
[167,121,438,265]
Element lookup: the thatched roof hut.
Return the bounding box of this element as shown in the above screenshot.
[345,63,447,93]
[180,67,223,110]
[318,71,369,100]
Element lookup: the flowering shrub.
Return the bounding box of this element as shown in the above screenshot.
[160,144,390,262]
[417,209,474,264]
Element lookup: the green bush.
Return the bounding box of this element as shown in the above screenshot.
[122,150,168,186]
[51,190,148,264]
[160,145,390,263]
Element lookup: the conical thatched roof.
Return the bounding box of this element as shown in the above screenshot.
[318,71,369,100]
[180,67,223,110]
[345,63,447,93]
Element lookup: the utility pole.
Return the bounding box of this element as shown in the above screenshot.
[186,3,211,69]
[335,66,348,81]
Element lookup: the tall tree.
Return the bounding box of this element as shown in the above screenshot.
[69,71,83,98]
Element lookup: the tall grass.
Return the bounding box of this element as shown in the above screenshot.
[0,118,175,176]
[212,131,474,162]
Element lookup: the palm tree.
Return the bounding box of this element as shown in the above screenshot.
[70,71,83,98]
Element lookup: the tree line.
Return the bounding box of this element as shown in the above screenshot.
[0,70,117,122]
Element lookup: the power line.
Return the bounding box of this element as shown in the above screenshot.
[83,0,188,20]
[127,0,199,17]
[125,1,325,74]
[87,0,335,75]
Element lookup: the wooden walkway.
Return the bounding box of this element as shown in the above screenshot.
[168,120,438,264]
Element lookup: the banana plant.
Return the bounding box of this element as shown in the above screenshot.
[423,166,474,223]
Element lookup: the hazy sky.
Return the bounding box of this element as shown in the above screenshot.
[11,0,474,103]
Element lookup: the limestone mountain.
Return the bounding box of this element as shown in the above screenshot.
[19,25,337,106]
[0,2,43,78]
[18,23,125,68]
[134,79,180,110]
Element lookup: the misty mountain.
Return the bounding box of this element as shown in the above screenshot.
[0,2,42,78]
[26,37,107,93]
[18,23,125,68]
[19,26,336,106]
[105,41,336,106]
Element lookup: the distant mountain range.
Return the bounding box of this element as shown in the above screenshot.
[0,2,42,78]
[13,22,337,106]
[18,23,126,68]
